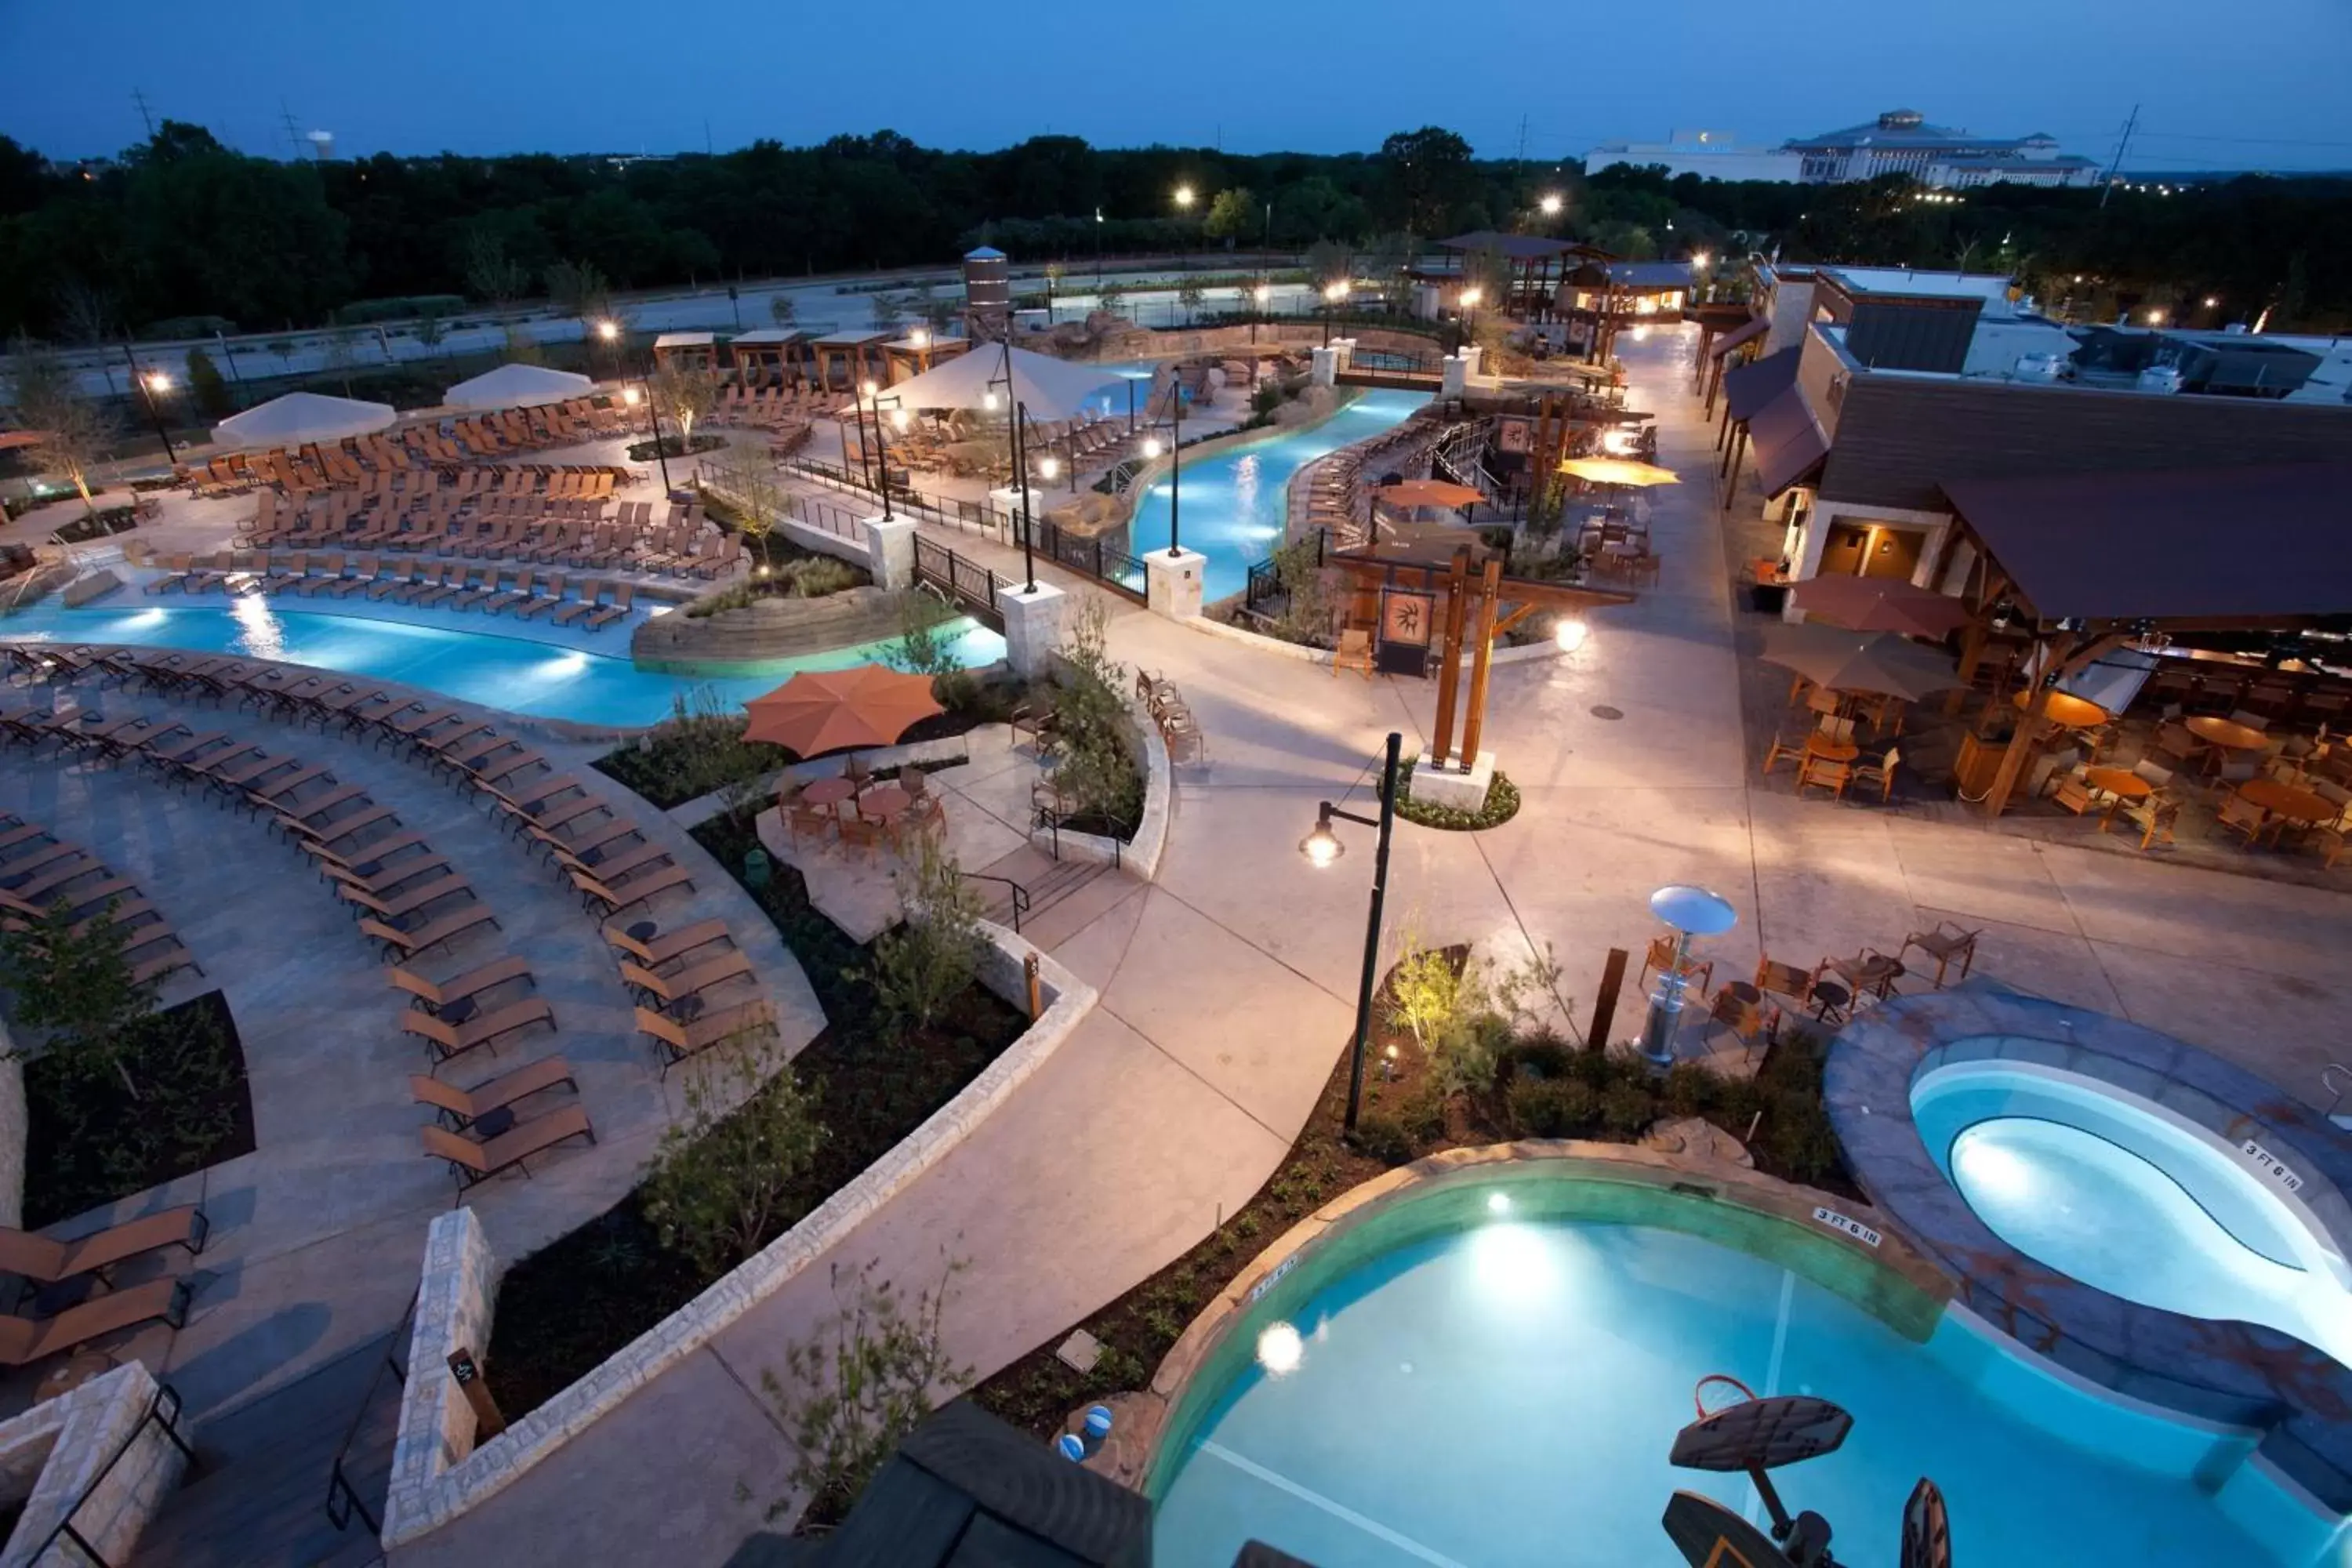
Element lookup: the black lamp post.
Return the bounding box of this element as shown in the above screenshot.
[1300,731,1403,1134]
[630,379,671,494]
[1142,377,1184,557]
[854,380,880,494]
[989,339,1038,594]
[1094,206,1105,300]
[869,392,901,521]
[131,363,178,464]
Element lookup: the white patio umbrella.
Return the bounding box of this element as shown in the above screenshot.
[883,342,1121,419]
[445,362,594,410]
[212,391,394,449]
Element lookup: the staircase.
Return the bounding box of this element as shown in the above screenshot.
[1431,419,1501,505]
[130,1330,406,1568]
[971,845,1130,953]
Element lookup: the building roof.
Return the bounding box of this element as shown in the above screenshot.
[728,328,808,346]
[1751,386,1829,498]
[818,1402,1149,1567]
[1606,261,1695,289]
[1437,230,1590,261]
[1723,347,1799,422]
[1784,110,2050,153]
[1940,460,2352,623]
[811,327,895,347]
[1707,315,1768,358]
[651,332,715,350]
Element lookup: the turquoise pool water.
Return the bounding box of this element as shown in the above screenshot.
[0,601,1003,728]
[1154,1213,2327,1567]
[1913,1062,2352,1367]
[1127,388,1431,601]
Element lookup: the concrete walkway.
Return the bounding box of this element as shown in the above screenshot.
[384,326,2352,1564]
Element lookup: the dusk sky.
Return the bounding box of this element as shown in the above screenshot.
[5,0,2350,171]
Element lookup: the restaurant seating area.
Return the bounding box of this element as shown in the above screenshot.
[777,758,948,855]
[1650,920,1986,1072]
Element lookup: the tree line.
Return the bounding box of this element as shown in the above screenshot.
[2,119,2347,343]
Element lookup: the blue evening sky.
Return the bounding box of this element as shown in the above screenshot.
[5,0,2349,170]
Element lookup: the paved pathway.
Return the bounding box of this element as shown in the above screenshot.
[369,326,2352,1563]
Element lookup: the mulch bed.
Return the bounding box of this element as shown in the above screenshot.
[481,808,1029,1419]
[23,989,256,1228]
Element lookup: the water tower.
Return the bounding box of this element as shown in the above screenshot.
[306,130,335,162]
[963,246,1010,342]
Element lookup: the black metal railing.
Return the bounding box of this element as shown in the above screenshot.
[961,870,1030,934]
[324,1294,416,1537]
[1243,529,1323,611]
[32,1381,197,1568]
[1012,516,1149,603]
[913,536,1007,628]
[1029,804,1125,868]
[782,458,1014,546]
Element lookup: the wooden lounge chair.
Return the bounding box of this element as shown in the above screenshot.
[1898,922,1983,989]
[389,956,532,1017]
[361,905,502,960]
[336,873,477,924]
[0,1205,209,1290]
[633,1000,776,1076]
[584,581,635,630]
[550,583,600,626]
[619,950,752,1011]
[409,1055,577,1131]
[421,1103,595,1190]
[602,918,733,971]
[401,995,556,1067]
[570,862,695,916]
[0,1276,194,1367]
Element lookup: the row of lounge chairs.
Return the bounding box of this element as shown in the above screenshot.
[0,802,199,986]
[1301,412,1454,545]
[222,492,731,582]
[143,553,642,628]
[180,402,641,497]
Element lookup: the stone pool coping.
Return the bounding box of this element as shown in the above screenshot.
[1094,1139,1951,1497]
[1825,982,2352,1515]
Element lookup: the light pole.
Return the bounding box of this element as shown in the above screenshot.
[623,383,671,493]
[594,318,621,379]
[989,341,1039,593]
[1173,183,1195,282]
[1139,374,1182,557]
[855,379,880,492]
[869,391,903,521]
[1094,206,1105,300]
[1637,886,1738,1073]
[1458,285,1483,356]
[1300,732,1403,1134]
[1250,282,1272,346]
[131,362,178,463]
[1322,279,1349,347]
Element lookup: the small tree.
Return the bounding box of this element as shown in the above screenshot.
[650,361,719,452]
[502,325,546,367]
[321,328,361,397]
[869,292,913,335]
[638,1022,827,1275]
[545,259,614,336]
[0,897,158,1097]
[1269,533,1334,645]
[1175,277,1207,325]
[1047,596,1142,829]
[768,292,799,328]
[1097,280,1127,320]
[762,1261,967,1527]
[416,310,446,351]
[184,346,235,419]
[3,336,114,516]
[1042,260,1065,318]
[1203,187,1257,244]
[873,833,989,1033]
[1304,238,1352,290]
[463,229,530,310]
[885,590,976,709]
[54,281,114,347]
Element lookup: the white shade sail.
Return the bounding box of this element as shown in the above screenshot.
[882,343,1123,420]
[445,363,594,410]
[212,392,395,449]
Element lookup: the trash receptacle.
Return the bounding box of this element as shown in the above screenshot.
[742,847,772,889]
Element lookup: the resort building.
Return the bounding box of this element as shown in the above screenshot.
[1583,129,1802,183]
[1589,109,2099,189]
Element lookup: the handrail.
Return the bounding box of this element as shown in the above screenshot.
[958,870,1030,934]
[1030,804,1123,869]
[2325,1063,2352,1116]
[324,1290,417,1537]
[32,1381,196,1568]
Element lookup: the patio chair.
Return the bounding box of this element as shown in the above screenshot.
[1638,935,1712,995]
[421,1103,595,1192]
[1753,957,1815,1011]
[1704,988,1773,1062]
[2108,793,2181,851]
[2052,771,2099,815]
[1850,746,1901,803]
[1759,731,1803,775]
[0,1205,209,1291]
[601,918,734,971]
[1898,922,1984,989]
[569,862,695,916]
[388,956,532,1017]
[361,905,502,961]
[409,1056,578,1131]
[0,1276,194,1368]
[634,1000,778,1076]
[1333,629,1374,681]
[402,995,556,1069]
[619,950,754,1012]
[1795,757,1853,800]
[2217,793,2270,845]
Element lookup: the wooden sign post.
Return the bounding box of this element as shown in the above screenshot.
[448,1347,507,1442]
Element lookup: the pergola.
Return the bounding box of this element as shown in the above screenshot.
[650,332,717,372]
[1933,459,2352,815]
[810,328,895,393]
[1432,231,1610,319]
[727,328,815,388]
[882,334,971,385]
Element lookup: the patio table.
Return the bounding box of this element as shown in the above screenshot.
[2187,716,2268,753]
[2238,779,2337,828]
[2084,767,2153,803]
[1804,733,1859,764]
[859,786,913,825]
[800,777,857,813]
[2013,688,2111,730]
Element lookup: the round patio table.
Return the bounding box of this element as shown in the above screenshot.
[2238,779,2337,826]
[800,777,856,813]
[859,786,913,825]
[2013,688,2111,729]
[2084,767,2153,802]
[1804,733,1859,764]
[2187,716,2270,753]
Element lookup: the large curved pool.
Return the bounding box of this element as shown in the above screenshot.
[1150,1177,2335,1567]
[1913,1061,2352,1367]
[0,600,1003,728]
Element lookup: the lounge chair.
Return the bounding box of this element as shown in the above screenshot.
[550,583,600,626]
[584,581,635,630]
[619,949,753,1010]
[361,904,502,960]
[336,872,477,924]
[0,1205,209,1290]
[389,956,532,1016]
[633,1000,776,1076]
[408,1055,576,1131]
[0,1276,194,1367]
[602,917,733,970]
[421,1103,595,1190]
[401,995,555,1067]
[570,862,695,916]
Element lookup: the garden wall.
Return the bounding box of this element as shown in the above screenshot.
[379,927,1100,1547]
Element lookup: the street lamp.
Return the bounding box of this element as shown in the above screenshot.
[1251,281,1272,346]
[989,342,1040,593]
[1539,191,1564,218]
[1140,371,1183,556]
[868,391,902,521]
[1322,279,1350,347]
[1094,206,1105,299]
[1637,886,1738,1073]
[134,368,178,463]
[623,380,671,494]
[1174,183,1196,278]
[1300,732,1403,1134]
[1458,285,1483,354]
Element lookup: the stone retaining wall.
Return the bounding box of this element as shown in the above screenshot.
[379,928,1101,1548]
[630,584,899,668]
[0,1362,189,1568]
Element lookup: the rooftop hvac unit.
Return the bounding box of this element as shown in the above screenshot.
[2012,352,2066,382]
[2136,365,2184,394]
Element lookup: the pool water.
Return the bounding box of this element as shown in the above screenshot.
[1153,1218,2311,1568]
[0,601,1003,728]
[1126,389,1431,601]
[1913,1062,2352,1367]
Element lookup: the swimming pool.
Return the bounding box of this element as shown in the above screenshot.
[1149,1169,2335,1568]
[1914,1061,2352,1367]
[1126,389,1431,602]
[0,600,1003,728]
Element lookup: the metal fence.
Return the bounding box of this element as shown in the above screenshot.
[1244,529,1324,612]
[913,535,1007,629]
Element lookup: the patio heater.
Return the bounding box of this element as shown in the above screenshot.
[989,339,1038,593]
[1639,885,1738,1073]
[1299,731,1403,1134]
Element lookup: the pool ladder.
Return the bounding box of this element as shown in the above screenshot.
[2323,1064,2352,1128]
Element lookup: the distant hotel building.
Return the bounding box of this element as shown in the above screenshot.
[1586,110,2100,189]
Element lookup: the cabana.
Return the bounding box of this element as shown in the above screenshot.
[1430,232,1609,318]
[811,328,894,393]
[727,328,815,389]
[883,333,971,385]
[651,332,717,372]
[212,392,394,449]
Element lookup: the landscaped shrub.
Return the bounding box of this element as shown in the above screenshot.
[872,837,989,1033]
[640,1025,827,1276]
[1507,1076,1596,1138]
[1046,597,1143,833]
[1352,1113,1415,1167]
[1600,1080,1656,1137]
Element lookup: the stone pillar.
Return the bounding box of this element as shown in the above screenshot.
[1000,582,1067,678]
[862,515,916,591]
[1441,355,1469,398]
[1145,548,1207,620]
[1310,348,1339,387]
[1331,336,1357,371]
[1460,345,1484,378]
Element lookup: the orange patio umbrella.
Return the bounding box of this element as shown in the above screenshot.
[1557,456,1680,488]
[1788,576,1973,640]
[741,664,944,756]
[1375,478,1486,510]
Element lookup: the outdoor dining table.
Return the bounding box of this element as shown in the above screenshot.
[2013,688,2111,730]
[2084,767,2153,802]
[2237,778,2338,829]
[1804,733,1859,764]
[2187,716,2269,753]
[858,786,913,825]
[799,777,857,813]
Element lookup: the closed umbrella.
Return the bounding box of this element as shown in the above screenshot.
[1789,576,1972,640]
[1557,456,1680,488]
[742,665,945,757]
[1759,624,1962,701]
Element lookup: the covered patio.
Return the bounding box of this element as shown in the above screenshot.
[726,328,814,388]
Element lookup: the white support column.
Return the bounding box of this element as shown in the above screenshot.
[1145,548,1207,620]
[1000,581,1067,678]
[862,515,916,591]
[1441,355,1469,398]
[1459,344,1484,378]
[1310,348,1339,387]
